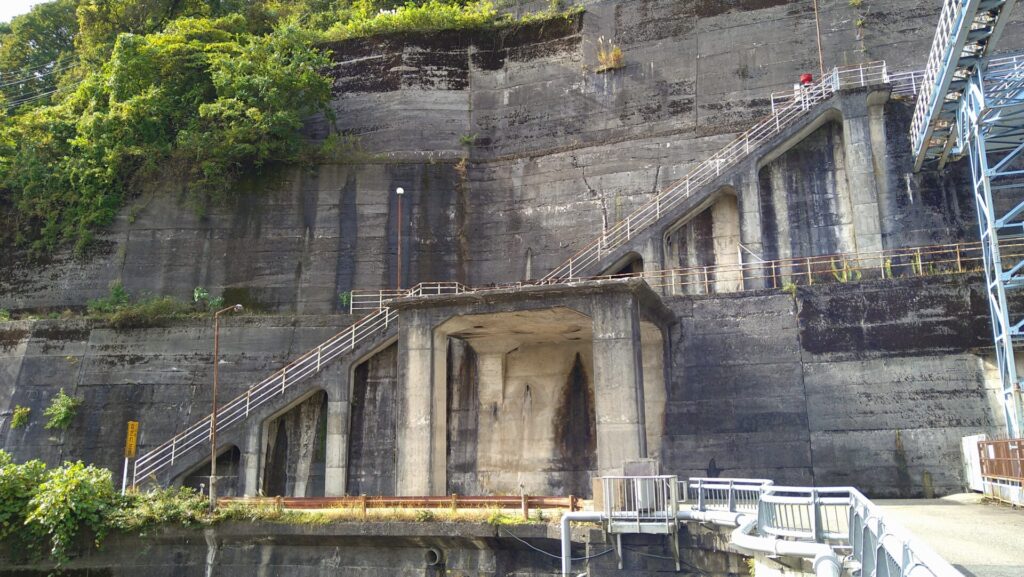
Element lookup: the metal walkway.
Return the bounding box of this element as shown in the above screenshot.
[910,0,1019,170]
[564,476,966,577]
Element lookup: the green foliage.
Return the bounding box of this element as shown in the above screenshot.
[883,257,893,279]
[10,405,30,429]
[413,509,435,522]
[0,308,9,321]
[0,0,79,103]
[325,1,500,40]
[107,295,192,328]
[176,23,331,206]
[43,388,81,430]
[459,133,477,147]
[1,12,330,254]
[107,486,206,533]
[87,282,130,314]
[338,290,352,310]
[193,286,224,311]
[26,460,117,564]
[0,453,48,561]
[848,0,863,7]
[88,282,192,327]
[830,258,862,283]
[781,281,798,298]
[0,0,577,255]
[485,509,524,526]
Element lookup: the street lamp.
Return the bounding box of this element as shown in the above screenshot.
[210,303,243,510]
[396,187,404,289]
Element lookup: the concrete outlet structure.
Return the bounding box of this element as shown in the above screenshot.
[390,279,673,496]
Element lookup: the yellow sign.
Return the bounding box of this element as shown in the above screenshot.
[124,421,139,458]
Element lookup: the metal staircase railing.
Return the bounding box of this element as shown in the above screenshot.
[910,0,1019,170]
[540,62,891,282]
[131,282,468,486]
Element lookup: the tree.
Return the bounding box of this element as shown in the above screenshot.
[0,0,80,104]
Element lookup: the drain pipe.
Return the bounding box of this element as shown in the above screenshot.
[731,518,841,577]
[560,511,603,577]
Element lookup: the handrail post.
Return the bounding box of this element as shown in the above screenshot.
[171,437,176,465]
[811,489,823,543]
[316,346,322,372]
[281,367,287,395]
[697,479,705,511]
[246,390,250,417]
[727,480,736,512]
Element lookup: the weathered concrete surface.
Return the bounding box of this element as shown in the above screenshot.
[0,519,753,577]
[878,494,1024,577]
[393,279,673,496]
[665,275,1005,497]
[2,1,1021,313]
[0,316,353,479]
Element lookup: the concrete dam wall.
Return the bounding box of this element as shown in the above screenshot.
[2,0,1023,508]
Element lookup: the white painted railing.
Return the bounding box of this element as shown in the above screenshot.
[686,477,772,512]
[910,0,967,162]
[602,475,679,534]
[540,62,890,282]
[132,282,468,486]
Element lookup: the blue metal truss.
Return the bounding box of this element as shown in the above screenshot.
[956,54,1024,436]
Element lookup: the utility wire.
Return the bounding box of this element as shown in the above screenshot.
[622,546,713,577]
[496,526,615,562]
[0,55,75,81]
[0,61,77,89]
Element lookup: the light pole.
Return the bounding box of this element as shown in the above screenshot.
[396,187,404,289]
[210,303,243,510]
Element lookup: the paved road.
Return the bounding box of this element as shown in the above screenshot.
[877,493,1024,577]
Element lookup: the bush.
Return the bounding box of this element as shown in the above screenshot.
[0,453,48,560]
[26,461,118,564]
[10,405,30,429]
[0,309,10,321]
[87,282,130,315]
[43,389,82,430]
[107,296,192,329]
[193,287,224,312]
[107,486,207,533]
[325,0,500,39]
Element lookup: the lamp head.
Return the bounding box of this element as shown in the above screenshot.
[396,187,404,195]
[233,304,243,313]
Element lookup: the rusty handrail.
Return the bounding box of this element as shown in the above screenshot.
[216,494,581,517]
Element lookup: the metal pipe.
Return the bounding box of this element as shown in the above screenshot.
[560,511,603,576]
[731,518,841,577]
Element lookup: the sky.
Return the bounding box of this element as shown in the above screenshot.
[1,0,46,24]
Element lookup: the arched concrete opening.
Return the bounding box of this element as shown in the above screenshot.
[390,280,674,497]
[439,308,599,496]
[181,445,241,497]
[603,251,645,276]
[260,390,328,497]
[663,188,741,295]
[346,342,399,496]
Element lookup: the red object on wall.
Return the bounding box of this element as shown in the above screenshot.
[800,73,814,85]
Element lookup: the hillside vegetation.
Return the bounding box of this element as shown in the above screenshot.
[0,0,576,256]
